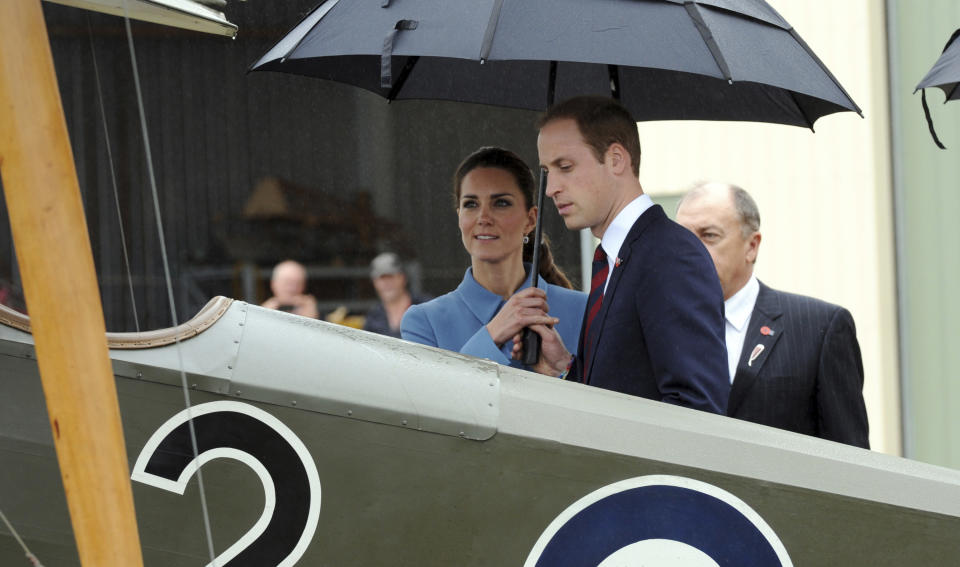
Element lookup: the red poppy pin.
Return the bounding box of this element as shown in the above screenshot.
[760,325,774,336]
[615,257,623,267]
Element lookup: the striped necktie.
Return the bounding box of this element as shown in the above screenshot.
[583,244,609,379]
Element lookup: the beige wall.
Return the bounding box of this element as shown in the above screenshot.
[639,1,900,454]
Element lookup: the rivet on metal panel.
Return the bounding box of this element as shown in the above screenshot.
[347,409,353,416]
[291,400,297,406]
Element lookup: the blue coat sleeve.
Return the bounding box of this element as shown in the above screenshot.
[460,326,512,365]
[401,300,511,365]
[400,303,437,347]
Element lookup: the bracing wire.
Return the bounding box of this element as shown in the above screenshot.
[120,3,218,564]
[86,15,141,333]
[0,506,44,566]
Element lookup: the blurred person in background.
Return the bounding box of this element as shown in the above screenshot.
[363,252,430,339]
[261,259,319,319]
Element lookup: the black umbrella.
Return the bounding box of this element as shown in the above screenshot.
[250,0,861,361]
[251,0,860,127]
[915,28,960,149]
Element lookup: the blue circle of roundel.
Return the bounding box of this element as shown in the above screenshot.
[534,484,783,567]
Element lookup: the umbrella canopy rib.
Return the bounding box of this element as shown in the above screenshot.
[276,0,341,65]
[666,0,790,30]
[787,90,815,130]
[387,55,420,100]
[915,29,960,100]
[947,83,959,102]
[608,64,621,100]
[547,60,557,107]
[788,28,862,116]
[480,0,505,63]
[684,1,733,82]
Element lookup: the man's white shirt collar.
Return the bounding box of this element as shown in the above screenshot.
[725,275,759,331]
[724,275,759,383]
[599,194,653,291]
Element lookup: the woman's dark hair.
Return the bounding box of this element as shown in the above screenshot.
[453,146,573,289]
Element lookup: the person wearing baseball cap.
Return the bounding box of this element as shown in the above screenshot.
[364,252,429,339]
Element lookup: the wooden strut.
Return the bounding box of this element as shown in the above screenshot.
[0,2,145,566]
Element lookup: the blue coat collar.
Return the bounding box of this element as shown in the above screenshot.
[456,264,546,322]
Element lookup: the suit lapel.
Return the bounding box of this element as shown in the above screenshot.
[727,282,783,415]
[583,205,663,382]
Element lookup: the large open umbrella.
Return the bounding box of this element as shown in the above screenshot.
[915,28,960,149]
[251,0,860,127]
[250,0,861,360]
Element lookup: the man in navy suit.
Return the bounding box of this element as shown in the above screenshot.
[676,182,870,448]
[518,96,729,415]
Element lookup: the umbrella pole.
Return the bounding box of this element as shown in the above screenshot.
[521,169,548,366]
[521,64,558,366]
[528,168,548,288]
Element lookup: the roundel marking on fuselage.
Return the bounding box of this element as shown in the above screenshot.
[525,474,792,567]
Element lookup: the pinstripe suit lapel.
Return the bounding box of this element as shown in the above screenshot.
[728,282,783,415]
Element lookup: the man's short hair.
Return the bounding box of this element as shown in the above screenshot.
[731,185,760,237]
[538,95,642,176]
[682,181,760,238]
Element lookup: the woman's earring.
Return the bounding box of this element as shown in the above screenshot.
[523,235,530,244]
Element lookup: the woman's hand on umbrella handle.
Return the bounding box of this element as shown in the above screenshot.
[486,287,556,346]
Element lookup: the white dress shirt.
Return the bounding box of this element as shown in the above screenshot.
[599,194,654,293]
[724,274,760,383]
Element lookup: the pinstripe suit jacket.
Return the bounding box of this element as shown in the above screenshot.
[728,282,870,448]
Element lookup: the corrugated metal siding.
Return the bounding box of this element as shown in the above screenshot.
[0,2,579,332]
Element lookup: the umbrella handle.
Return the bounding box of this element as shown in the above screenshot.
[522,169,548,366]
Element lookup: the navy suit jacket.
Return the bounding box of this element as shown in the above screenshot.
[573,205,729,414]
[728,282,870,448]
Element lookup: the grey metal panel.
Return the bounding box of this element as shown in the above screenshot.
[4,303,960,564]
[496,364,960,518]
[106,298,245,390]
[4,298,960,518]
[229,304,500,440]
[0,301,501,441]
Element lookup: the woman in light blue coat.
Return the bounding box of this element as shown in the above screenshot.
[401,147,586,371]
